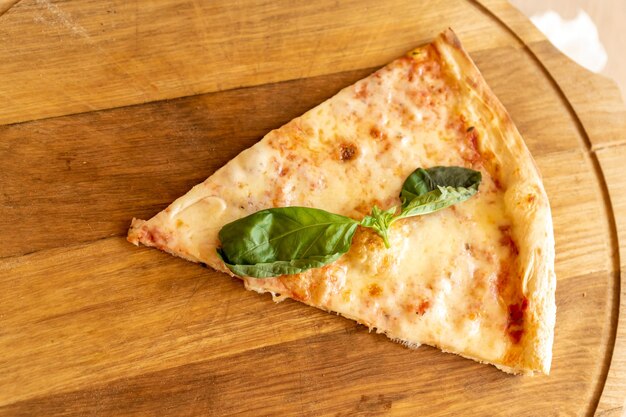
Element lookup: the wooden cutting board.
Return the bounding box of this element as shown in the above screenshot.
[1,0,625,415]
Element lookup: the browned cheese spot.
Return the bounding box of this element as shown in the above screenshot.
[339,142,358,161]
[368,283,383,297]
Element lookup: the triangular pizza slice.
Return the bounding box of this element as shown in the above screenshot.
[128,29,556,375]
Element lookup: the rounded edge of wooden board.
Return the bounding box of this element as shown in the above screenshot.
[0,1,20,18]
[476,0,626,414]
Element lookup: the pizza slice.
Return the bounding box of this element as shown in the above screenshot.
[128,29,556,375]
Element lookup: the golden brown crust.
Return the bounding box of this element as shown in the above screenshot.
[433,28,556,374]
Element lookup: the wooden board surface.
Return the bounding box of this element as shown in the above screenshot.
[0,0,624,415]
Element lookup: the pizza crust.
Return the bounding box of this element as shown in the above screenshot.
[434,29,556,374]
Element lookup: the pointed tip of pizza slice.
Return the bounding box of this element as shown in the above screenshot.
[128,29,556,375]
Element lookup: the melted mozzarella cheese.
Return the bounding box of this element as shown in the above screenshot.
[129,44,519,369]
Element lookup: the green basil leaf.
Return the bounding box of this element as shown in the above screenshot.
[217,207,358,278]
[398,166,481,218]
[400,166,481,207]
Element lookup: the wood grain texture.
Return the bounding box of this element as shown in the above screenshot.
[0,0,625,415]
[596,145,626,416]
[0,271,612,416]
[0,0,518,126]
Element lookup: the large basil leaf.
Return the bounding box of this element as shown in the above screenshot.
[217,207,358,278]
[398,166,481,218]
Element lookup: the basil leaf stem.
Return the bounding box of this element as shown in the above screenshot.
[359,205,397,248]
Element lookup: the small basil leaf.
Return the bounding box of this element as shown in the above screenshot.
[398,166,481,219]
[218,207,358,278]
[400,166,481,208]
